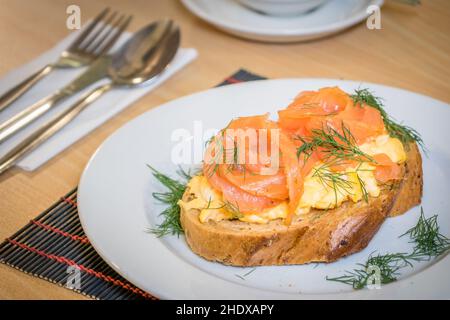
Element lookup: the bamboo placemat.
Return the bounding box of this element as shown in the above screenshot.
[0,69,265,300]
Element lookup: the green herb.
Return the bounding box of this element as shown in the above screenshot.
[356,171,369,203]
[235,268,257,280]
[326,252,413,289]
[326,208,450,289]
[204,128,254,181]
[243,267,257,277]
[225,139,243,173]
[400,208,450,257]
[296,122,374,163]
[204,133,224,178]
[312,162,354,205]
[202,198,244,220]
[146,165,192,237]
[204,129,238,177]
[223,201,244,220]
[296,123,374,204]
[351,88,424,150]
[296,135,314,161]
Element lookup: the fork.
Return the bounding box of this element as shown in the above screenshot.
[0,11,132,143]
[0,8,127,112]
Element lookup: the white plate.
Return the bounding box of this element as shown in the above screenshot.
[78,79,450,299]
[180,0,383,43]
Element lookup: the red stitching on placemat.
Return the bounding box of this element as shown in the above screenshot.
[61,197,78,207]
[7,239,155,300]
[31,220,90,244]
[225,76,242,84]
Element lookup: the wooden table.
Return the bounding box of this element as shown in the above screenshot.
[0,0,449,299]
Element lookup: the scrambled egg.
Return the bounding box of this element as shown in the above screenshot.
[179,135,406,224]
[295,162,379,215]
[178,175,232,222]
[359,134,406,163]
[296,135,405,214]
[178,175,288,224]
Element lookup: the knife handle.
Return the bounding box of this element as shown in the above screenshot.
[0,57,110,144]
[0,82,112,175]
[0,90,67,143]
[0,65,53,112]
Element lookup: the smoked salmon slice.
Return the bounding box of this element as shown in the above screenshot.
[203,114,287,213]
[202,86,402,224]
[279,87,386,144]
[204,166,280,213]
[372,153,402,183]
[288,87,351,113]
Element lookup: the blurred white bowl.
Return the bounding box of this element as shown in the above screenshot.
[237,0,329,16]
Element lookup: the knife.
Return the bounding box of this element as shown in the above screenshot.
[0,55,111,143]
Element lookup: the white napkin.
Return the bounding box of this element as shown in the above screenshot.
[0,29,197,171]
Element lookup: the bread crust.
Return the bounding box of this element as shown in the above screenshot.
[180,143,423,266]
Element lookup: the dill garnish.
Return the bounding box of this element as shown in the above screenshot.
[204,133,224,178]
[326,252,413,289]
[204,128,254,180]
[223,201,244,220]
[235,267,257,280]
[311,163,354,205]
[326,208,450,289]
[202,199,243,219]
[296,123,374,204]
[200,198,244,220]
[204,128,241,177]
[146,165,192,237]
[356,171,369,202]
[400,208,450,257]
[296,122,374,163]
[351,88,424,150]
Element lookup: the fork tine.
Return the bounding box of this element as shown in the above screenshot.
[85,13,125,55]
[78,11,118,52]
[84,12,123,54]
[67,8,110,52]
[94,15,133,57]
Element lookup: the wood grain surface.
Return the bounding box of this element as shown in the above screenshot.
[0,0,449,299]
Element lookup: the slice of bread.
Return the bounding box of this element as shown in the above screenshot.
[180,143,423,266]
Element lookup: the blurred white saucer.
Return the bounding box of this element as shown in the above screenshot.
[237,0,329,17]
[180,0,384,43]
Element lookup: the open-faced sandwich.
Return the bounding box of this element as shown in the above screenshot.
[176,87,423,266]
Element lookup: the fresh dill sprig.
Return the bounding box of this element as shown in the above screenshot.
[326,208,450,289]
[204,128,252,180]
[223,201,244,220]
[204,127,241,176]
[312,162,354,205]
[204,133,224,178]
[202,198,244,220]
[296,122,374,163]
[296,123,374,204]
[351,88,424,150]
[400,207,450,257]
[146,165,192,237]
[235,268,257,280]
[356,171,369,203]
[326,252,412,289]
